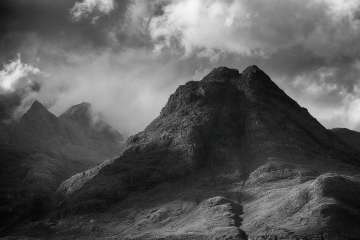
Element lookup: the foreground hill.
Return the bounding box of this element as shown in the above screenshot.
[5,66,360,239]
[0,101,124,233]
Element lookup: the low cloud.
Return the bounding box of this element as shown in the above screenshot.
[0,55,40,93]
[36,48,197,134]
[0,55,42,120]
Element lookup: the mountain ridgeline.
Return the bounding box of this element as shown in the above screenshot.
[3,66,360,240]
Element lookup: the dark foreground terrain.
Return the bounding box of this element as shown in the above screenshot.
[1,66,360,240]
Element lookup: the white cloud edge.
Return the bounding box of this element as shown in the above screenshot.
[70,0,115,22]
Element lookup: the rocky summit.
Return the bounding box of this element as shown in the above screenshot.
[2,66,360,240]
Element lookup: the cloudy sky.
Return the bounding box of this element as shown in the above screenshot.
[1,0,360,133]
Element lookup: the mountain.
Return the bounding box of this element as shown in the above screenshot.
[59,102,124,162]
[11,100,67,153]
[61,66,358,202]
[8,101,124,165]
[8,101,124,164]
[43,66,360,240]
[0,101,124,233]
[60,102,93,126]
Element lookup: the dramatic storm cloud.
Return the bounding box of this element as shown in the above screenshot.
[1,0,360,133]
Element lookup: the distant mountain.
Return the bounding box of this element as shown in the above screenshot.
[52,66,360,239]
[9,101,124,164]
[0,101,124,232]
[59,102,124,162]
[11,100,67,153]
[60,102,93,126]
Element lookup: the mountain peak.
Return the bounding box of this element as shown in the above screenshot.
[18,100,58,134]
[237,65,286,100]
[202,66,240,83]
[241,65,271,85]
[242,65,262,74]
[29,100,46,111]
[64,102,91,115]
[201,65,277,95]
[22,100,55,120]
[60,102,93,125]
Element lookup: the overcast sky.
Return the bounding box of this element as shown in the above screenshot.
[0,0,360,134]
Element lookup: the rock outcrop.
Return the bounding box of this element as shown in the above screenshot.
[243,163,360,239]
